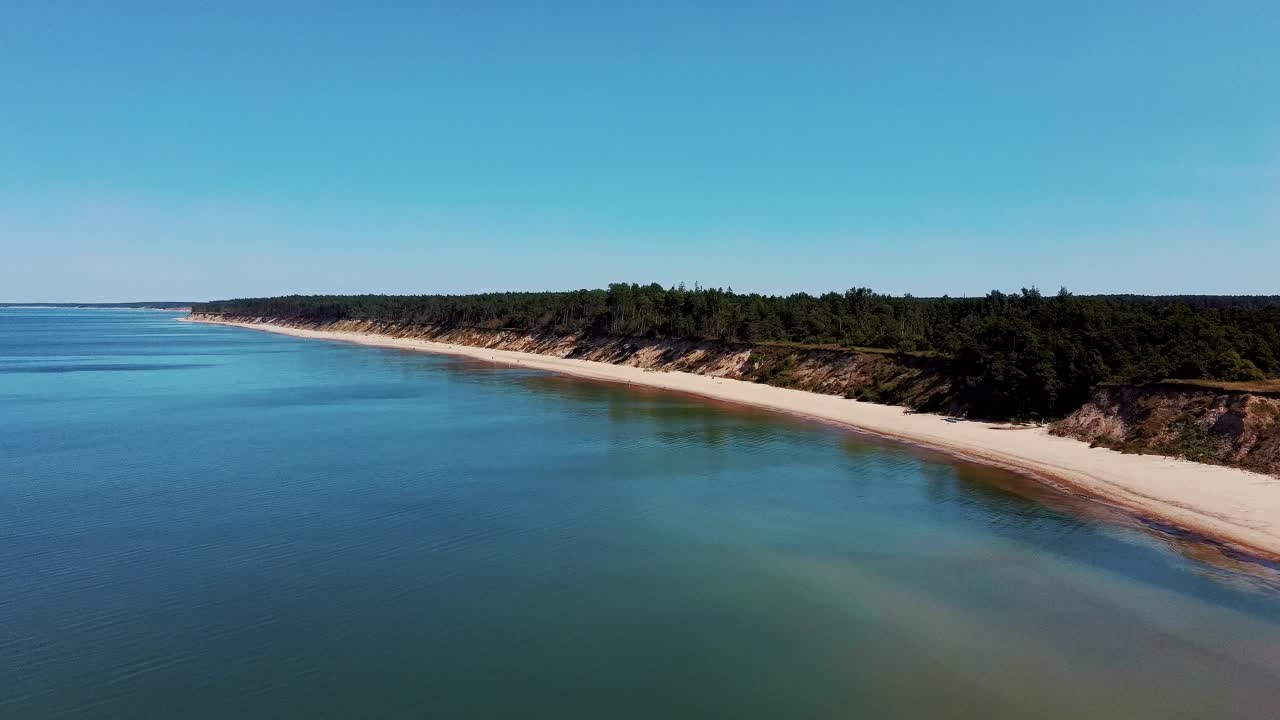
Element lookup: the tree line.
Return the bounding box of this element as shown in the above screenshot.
[195,284,1280,419]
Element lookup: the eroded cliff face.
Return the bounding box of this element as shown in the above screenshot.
[190,314,961,414]
[1053,383,1280,476]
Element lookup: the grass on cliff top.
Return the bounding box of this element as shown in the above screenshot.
[755,339,939,358]
[1157,378,1280,394]
[490,328,940,358]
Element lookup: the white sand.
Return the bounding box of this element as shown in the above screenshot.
[184,317,1280,558]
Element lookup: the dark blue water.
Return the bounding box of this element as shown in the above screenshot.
[3,309,1279,719]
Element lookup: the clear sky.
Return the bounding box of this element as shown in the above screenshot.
[2,1,1277,302]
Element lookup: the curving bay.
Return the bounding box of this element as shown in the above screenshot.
[3,308,1280,718]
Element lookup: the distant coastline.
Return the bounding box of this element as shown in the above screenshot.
[183,313,1280,561]
[1,303,193,311]
[0,301,192,310]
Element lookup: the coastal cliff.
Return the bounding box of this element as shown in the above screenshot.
[1053,382,1280,476]
[189,313,961,413]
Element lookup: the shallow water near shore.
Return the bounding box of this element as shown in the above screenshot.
[4,308,1280,718]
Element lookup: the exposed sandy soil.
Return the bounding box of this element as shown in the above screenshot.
[1055,384,1280,476]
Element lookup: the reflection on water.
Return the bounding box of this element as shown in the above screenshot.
[2,309,1279,719]
[525,368,1280,599]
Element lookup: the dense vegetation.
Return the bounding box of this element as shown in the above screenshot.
[195,285,1280,419]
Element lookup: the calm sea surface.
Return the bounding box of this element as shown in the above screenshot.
[3,308,1280,718]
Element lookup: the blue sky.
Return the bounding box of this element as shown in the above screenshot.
[2,1,1277,301]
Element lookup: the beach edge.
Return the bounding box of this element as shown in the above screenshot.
[183,315,1280,561]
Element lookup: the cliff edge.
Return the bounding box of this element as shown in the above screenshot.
[1053,382,1280,476]
[189,313,960,413]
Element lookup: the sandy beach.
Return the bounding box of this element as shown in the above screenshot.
[184,316,1280,559]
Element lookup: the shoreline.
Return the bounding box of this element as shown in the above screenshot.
[183,316,1280,560]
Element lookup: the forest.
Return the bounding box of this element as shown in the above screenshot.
[195,285,1280,419]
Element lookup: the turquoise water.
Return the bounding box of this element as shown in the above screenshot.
[3,308,1280,719]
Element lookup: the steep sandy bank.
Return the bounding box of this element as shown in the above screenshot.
[193,314,960,411]
[182,315,1280,560]
[1055,383,1280,476]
